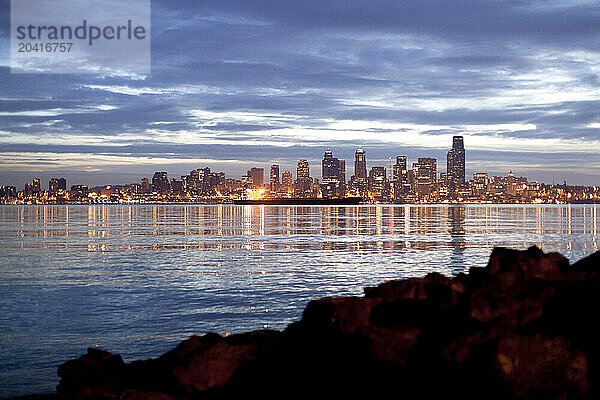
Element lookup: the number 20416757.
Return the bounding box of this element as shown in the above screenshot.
[18,42,73,52]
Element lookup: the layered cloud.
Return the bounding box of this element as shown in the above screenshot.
[0,0,599,187]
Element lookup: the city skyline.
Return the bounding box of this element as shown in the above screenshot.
[0,139,596,191]
[4,135,600,206]
[0,142,594,193]
[0,137,551,192]
[1,1,600,187]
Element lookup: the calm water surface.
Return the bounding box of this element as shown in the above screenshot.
[1,204,599,396]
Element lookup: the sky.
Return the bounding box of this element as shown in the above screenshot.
[0,0,600,189]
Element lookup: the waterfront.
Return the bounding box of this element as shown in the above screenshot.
[1,204,599,397]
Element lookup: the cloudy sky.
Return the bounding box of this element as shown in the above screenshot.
[1,0,599,188]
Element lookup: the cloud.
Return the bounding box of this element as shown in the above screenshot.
[0,0,599,187]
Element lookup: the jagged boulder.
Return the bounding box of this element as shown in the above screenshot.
[485,246,569,282]
[57,348,124,400]
[570,250,600,273]
[494,334,588,399]
[301,296,382,333]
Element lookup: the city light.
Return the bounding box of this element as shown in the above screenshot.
[1,137,599,205]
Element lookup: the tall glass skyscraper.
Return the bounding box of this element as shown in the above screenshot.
[447,136,465,191]
[321,150,345,197]
[270,164,280,190]
[354,147,367,182]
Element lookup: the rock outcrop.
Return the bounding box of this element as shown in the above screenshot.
[56,246,600,399]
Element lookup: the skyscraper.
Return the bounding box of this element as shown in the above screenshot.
[368,166,387,199]
[413,158,437,196]
[270,165,280,191]
[49,178,66,194]
[393,156,408,183]
[141,177,151,193]
[473,172,489,196]
[297,159,310,180]
[354,147,367,182]
[295,160,312,197]
[447,136,465,192]
[322,150,336,180]
[393,156,409,198]
[24,178,41,197]
[321,150,345,197]
[152,172,170,193]
[248,167,264,188]
[507,171,516,196]
[282,170,293,193]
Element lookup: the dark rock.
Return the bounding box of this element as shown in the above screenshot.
[301,296,382,333]
[570,250,600,273]
[57,348,124,400]
[365,275,467,306]
[485,246,569,282]
[469,284,556,324]
[494,334,588,399]
[172,340,256,393]
[364,325,421,365]
[119,390,176,400]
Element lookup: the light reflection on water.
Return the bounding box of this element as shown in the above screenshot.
[0,204,598,396]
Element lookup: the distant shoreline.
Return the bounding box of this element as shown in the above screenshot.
[0,201,598,206]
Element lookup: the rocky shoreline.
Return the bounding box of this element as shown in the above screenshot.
[34,247,600,399]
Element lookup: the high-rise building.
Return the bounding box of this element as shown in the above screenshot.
[70,185,88,194]
[181,175,189,190]
[447,136,465,193]
[270,165,280,191]
[170,178,184,194]
[507,171,516,196]
[368,166,387,199]
[49,178,67,194]
[186,167,223,195]
[0,186,17,199]
[189,169,201,192]
[282,170,293,194]
[473,172,489,196]
[321,150,346,198]
[297,159,310,180]
[295,160,313,197]
[393,156,408,183]
[392,155,409,198]
[141,177,151,193]
[354,147,367,182]
[24,178,41,196]
[413,158,437,196]
[152,172,170,193]
[247,167,264,189]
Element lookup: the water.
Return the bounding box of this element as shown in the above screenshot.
[0,204,598,397]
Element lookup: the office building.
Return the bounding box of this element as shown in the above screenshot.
[413,158,437,196]
[247,167,264,189]
[24,178,41,196]
[282,170,293,193]
[295,160,313,197]
[321,150,346,198]
[152,172,170,193]
[473,172,489,196]
[141,177,151,193]
[354,147,367,182]
[49,178,67,194]
[270,165,280,191]
[368,166,387,199]
[447,136,465,192]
